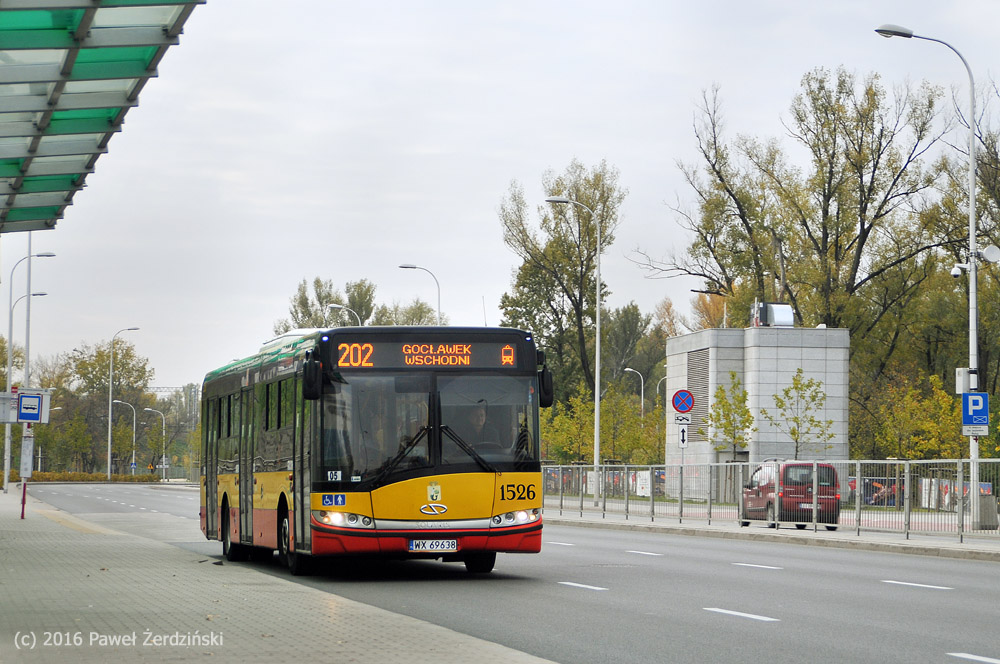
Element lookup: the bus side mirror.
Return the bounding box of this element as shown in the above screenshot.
[538,367,554,408]
[303,359,323,400]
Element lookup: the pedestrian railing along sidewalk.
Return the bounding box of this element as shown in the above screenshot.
[542,459,1000,543]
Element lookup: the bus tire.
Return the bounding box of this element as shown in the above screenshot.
[278,502,310,575]
[464,552,496,574]
[222,501,243,562]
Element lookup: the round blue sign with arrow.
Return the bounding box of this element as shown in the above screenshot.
[672,389,694,413]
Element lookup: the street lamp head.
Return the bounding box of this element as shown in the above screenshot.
[34,252,55,258]
[113,399,124,404]
[399,264,417,270]
[624,367,637,375]
[875,24,914,39]
[545,196,571,204]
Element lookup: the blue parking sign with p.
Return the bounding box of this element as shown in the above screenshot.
[962,392,990,426]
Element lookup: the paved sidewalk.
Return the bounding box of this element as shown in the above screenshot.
[543,504,1000,562]
[0,488,555,663]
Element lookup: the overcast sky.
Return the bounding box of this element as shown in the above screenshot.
[8,0,1000,390]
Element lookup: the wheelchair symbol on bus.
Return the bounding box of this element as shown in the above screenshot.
[322,494,347,507]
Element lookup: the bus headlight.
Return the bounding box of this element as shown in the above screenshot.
[312,511,374,529]
[490,509,539,527]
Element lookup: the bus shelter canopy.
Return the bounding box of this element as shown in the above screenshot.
[0,0,203,234]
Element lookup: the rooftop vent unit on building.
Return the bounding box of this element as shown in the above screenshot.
[753,301,794,327]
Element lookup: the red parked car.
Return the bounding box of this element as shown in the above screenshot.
[740,461,840,530]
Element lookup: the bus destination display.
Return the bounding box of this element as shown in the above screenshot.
[336,340,519,370]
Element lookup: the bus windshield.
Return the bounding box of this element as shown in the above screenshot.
[317,373,538,485]
[439,375,537,467]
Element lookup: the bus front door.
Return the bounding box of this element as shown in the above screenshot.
[239,386,254,545]
[293,386,311,553]
[204,402,217,538]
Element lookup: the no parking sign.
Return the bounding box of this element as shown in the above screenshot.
[672,389,694,413]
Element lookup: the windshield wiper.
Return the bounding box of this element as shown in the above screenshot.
[441,425,498,473]
[373,425,430,485]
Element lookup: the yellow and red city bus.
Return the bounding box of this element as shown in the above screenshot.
[200,326,553,574]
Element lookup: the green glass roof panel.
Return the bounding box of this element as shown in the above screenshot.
[0,160,23,177]
[51,108,120,122]
[6,205,60,221]
[0,10,84,31]
[75,46,158,66]
[19,175,80,194]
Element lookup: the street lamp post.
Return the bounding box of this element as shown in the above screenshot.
[107,327,139,479]
[144,407,166,480]
[398,264,441,325]
[1,290,47,493]
[113,400,136,476]
[876,23,982,525]
[546,196,602,503]
[327,303,362,326]
[624,367,645,421]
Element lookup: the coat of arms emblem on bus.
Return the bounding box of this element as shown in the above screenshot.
[427,481,441,502]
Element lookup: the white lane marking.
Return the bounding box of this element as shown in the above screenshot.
[882,580,953,590]
[732,563,783,570]
[704,608,780,622]
[546,542,575,546]
[559,582,607,591]
[626,550,663,557]
[948,654,1000,664]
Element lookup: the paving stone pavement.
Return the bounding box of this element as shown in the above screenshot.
[0,488,554,664]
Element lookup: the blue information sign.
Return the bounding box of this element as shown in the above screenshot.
[17,394,41,423]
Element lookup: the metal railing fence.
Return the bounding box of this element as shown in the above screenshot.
[542,459,1000,542]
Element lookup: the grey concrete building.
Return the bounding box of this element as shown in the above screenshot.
[664,308,849,465]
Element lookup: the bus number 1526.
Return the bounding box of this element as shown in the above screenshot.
[500,484,536,501]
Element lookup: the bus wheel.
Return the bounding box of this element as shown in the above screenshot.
[464,552,496,574]
[279,506,310,576]
[222,503,242,562]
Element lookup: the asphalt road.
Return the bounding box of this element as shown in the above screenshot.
[27,483,1000,664]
